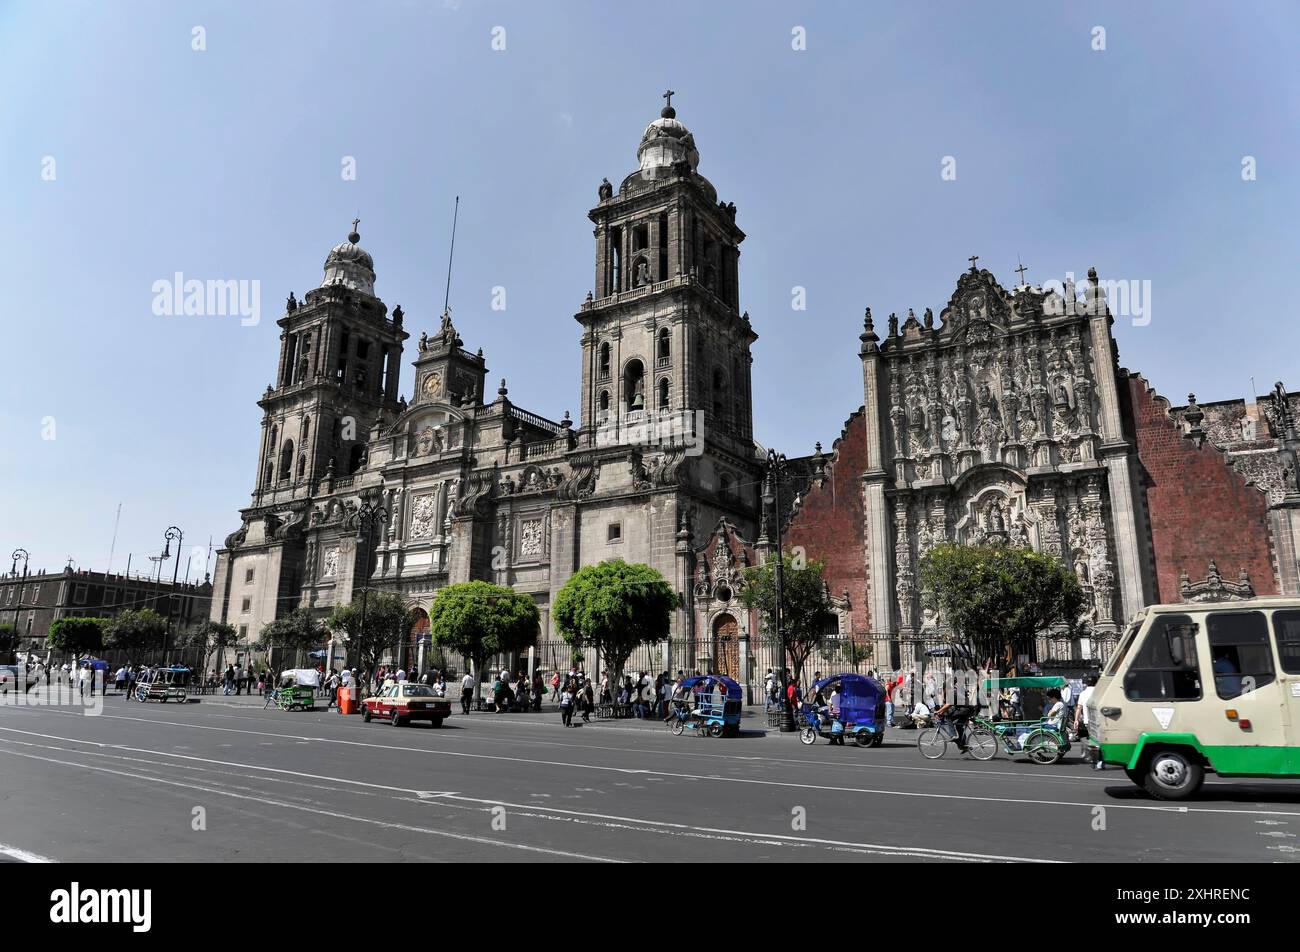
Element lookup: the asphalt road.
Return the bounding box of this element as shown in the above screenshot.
[2,693,1299,863]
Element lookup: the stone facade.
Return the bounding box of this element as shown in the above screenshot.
[787,264,1300,671]
[210,98,764,674]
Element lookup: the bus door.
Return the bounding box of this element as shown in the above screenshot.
[1202,610,1288,773]
[1268,609,1300,772]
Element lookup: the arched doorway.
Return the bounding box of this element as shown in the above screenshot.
[407,608,430,675]
[712,613,739,679]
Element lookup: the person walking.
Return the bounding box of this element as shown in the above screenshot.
[559,681,575,727]
[461,671,475,714]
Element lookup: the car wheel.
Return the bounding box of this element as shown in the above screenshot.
[361,707,372,722]
[1142,749,1204,801]
[390,708,402,726]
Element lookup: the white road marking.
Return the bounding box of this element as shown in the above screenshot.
[427,794,1060,863]
[3,722,1297,820]
[0,746,622,863]
[0,843,55,863]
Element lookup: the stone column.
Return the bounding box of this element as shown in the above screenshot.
[859,314,895,658]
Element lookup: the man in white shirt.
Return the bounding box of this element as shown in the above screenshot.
[461,672,476,715]
[395,668,407,682]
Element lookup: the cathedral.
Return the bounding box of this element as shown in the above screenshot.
[210,95,1300,694]
[210,95,765,676]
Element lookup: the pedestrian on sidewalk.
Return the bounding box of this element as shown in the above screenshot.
[461,671,475,714]
[559,681,575,727]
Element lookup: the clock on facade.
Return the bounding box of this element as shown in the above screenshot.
[422,372,442,398]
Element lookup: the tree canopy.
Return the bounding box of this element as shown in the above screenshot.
[47,616,105,655]
[429,581,538,698]
[257,609,324,666]
[740,554,836,685]
[104,609,167,660]
[184,620,238,671]
[919,543,1084,669]
[551,560,676,683]
[328,590,416,675]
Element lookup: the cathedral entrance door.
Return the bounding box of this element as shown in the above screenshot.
[712,614,739,679]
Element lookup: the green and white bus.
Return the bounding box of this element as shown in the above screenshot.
[1087,597,1300,799]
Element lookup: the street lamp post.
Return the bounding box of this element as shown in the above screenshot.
[8,548,29,665]
[346,495,388,683]
[160,526,183,667]
[762,450,796,732]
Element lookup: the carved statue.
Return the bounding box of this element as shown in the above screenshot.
[598,177,613,201]
[286,291,297,313]
[635,259,651,287]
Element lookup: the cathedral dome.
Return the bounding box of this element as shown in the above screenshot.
[637,96,699,173]
[321,223,376,295]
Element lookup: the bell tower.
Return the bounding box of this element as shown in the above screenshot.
[576,93,756,463]
[253,223,408,503]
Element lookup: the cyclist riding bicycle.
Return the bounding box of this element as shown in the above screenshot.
[932,700,975,751]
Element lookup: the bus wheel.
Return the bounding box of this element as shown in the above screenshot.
[1142,749,1204,801]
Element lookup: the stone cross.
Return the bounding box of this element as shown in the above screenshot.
[1015,262,1029,285]
[968,255,979,271]
[662,89,674,109]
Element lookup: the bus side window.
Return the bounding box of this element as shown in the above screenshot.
[1123,614,1201,702]
[1273,610,1300,675]
[1207,611,1273,700]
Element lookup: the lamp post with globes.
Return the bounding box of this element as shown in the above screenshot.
[762,449,797,732]
[160,527,183,666]
[346,495,388,679]
[7,548,29,665]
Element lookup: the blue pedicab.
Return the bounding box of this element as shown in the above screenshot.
[667,675,744,738]
[799,673,887,747]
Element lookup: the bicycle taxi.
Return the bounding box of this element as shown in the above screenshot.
[134,665,191,703]
[667,675,743,738]
[916,675,1071,763]
[267,668,320,711]
[799,673,886,747]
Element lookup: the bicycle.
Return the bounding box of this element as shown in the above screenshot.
[917,711,1068,763]
[917,711,998,760]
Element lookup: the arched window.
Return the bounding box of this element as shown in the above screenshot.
[599,342,611,379]
[264,462,273,487]
[301,416,310,441]
[658,377,670,411]
[599,390,610,414]
[657,328,671,364]
[296,454,307,479]
[278,440,294,482]
[624,359,646,412]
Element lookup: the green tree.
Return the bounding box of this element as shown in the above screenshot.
[919,543,1084,669]
[740,555,836,687]
[328,591,416,676]
[47,617,105,656]
[182,620,239,673]
[257,608,325,668]
[429,581,539,704]
[552,560,676,688]
[104,609,167,660]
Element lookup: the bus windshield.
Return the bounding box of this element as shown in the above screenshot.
[1105,618,1143,678]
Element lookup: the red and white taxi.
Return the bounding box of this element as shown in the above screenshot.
[361,682,452,727]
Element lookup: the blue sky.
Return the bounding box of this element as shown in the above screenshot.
[2,0,1297,580]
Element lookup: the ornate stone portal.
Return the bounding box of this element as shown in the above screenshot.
[862,265,1138,667]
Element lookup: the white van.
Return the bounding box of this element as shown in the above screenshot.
[1087,597,1300,799]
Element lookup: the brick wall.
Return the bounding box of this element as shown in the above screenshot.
[784,407,870,636]
[1128,375,1276,601]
